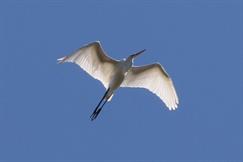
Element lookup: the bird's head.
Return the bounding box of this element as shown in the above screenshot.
[127,49,146,62]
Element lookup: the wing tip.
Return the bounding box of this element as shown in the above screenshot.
[167,102,179,111]
[90,40,101,46]
[57,56,68,64]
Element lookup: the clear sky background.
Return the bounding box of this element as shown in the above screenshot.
[0,0,242,161]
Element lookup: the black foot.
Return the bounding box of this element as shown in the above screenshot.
[90,108,102,121]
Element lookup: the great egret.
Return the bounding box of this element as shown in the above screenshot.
[58,41,179,120]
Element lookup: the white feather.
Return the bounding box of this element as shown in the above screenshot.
[121,63,179,110]
[58,41,118,89]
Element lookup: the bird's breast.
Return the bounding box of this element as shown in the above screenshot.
[109,70,125,91]
[118,60,132,72]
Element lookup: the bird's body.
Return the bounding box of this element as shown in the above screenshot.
[106,57,133,99]
[58,41,179,120]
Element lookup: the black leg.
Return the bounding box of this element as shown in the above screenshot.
[91,98,108,121]
[90,88,110,120]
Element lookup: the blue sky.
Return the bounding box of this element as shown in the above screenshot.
[0,0,242,161]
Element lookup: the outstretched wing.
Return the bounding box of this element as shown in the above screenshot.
[58,41,118,88]
[121,63,179,110]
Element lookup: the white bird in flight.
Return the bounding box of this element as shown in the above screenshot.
[58,41,179,120]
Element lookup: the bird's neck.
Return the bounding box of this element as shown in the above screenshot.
[119,57,133,74]
[125,57,133,67]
